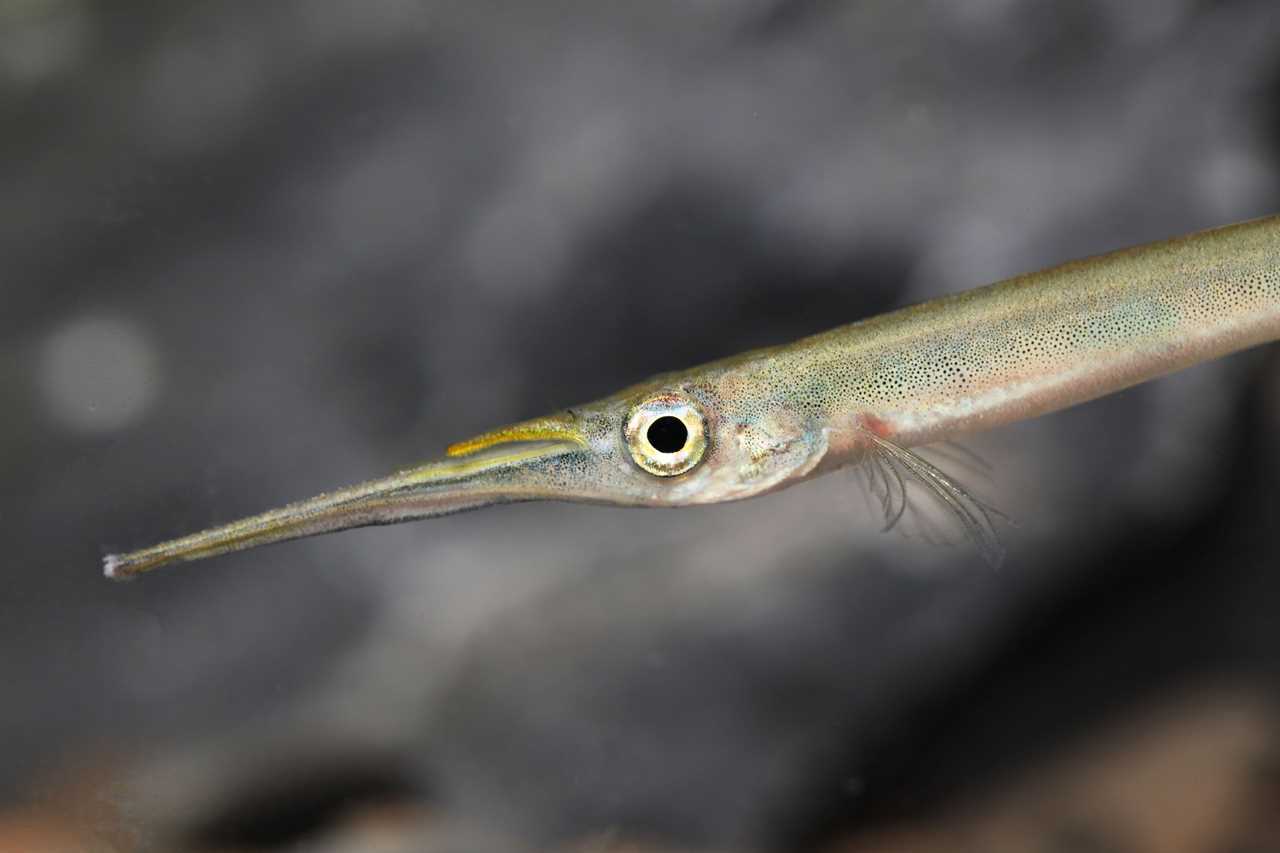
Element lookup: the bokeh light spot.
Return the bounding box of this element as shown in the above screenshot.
[39,314,161,433]
[0,0,89,84]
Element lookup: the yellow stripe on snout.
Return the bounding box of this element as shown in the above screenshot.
[446,413,584,457]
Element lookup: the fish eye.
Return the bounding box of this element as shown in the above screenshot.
[624,395,707,477]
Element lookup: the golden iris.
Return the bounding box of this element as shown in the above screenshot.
[624,394,707,476]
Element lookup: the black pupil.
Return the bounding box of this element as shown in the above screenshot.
[647,416,688,453]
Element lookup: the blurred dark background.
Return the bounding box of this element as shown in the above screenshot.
[3,1,1280,851]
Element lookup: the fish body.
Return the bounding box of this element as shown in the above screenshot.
[105,216,1280,578]
[676,214,1280,457]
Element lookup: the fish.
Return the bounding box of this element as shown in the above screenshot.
[103,215,1280,579]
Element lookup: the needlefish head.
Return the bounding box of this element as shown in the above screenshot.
[103,367,831,580]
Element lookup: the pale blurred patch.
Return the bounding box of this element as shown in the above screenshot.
[0,0,89,85]
[38,313,161,433]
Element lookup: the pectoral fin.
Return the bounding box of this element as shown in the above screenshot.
[861,431,1009,567]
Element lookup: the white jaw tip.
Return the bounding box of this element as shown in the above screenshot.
[103,554,127,581]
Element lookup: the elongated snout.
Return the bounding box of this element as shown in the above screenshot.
[103,437,584,580]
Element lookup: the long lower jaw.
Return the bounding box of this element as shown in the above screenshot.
[103,441,579,580]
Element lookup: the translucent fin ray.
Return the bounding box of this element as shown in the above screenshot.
[862,432,1009,567]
